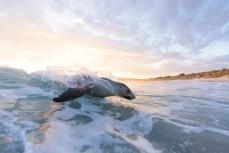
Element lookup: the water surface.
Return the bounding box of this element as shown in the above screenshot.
[0,67,229,153]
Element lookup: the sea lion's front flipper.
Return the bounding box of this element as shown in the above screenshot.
[52,84,94,102]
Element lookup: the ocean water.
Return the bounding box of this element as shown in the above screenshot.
[0,67,229,153]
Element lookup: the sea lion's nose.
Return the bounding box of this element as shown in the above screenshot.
[132,95,136,99]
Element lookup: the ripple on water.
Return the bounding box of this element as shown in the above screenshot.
[146,117,229,153]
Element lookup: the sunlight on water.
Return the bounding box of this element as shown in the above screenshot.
[0,67,229,153]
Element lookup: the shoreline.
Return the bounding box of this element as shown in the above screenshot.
[118,76,229,82]
[119,68,229,83]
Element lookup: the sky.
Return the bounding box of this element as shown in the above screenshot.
[0,0,229,78]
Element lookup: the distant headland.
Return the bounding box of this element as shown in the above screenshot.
[118,68,229,82]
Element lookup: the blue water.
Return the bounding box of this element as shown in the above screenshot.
[0,67,229,153]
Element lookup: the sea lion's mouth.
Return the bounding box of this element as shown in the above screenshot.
[124,96,133,100]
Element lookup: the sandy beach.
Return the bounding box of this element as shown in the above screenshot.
[194,76,229,82]
[119,76,229,82]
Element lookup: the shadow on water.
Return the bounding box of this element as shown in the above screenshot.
[90,98,137,121]
[69,101,82,109]
[68,97,137,121]
[99,102,137,121]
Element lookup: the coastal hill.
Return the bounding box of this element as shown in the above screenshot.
[118,68,229,82]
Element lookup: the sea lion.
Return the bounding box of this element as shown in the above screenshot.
[52,76,136,102]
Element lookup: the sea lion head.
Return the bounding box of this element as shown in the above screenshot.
[117,83,136,100]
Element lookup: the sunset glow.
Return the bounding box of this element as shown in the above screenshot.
[0,0,228,78]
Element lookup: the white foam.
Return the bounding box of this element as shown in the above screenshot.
[164,117,229,137]
[0,109,40,153]
[25,113,111,153]
[202,127,229,137]
[108,127,161,153]
[24,98,161,153]
[166,119,204,134]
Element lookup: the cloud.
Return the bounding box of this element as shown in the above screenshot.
[0,0,228,77]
